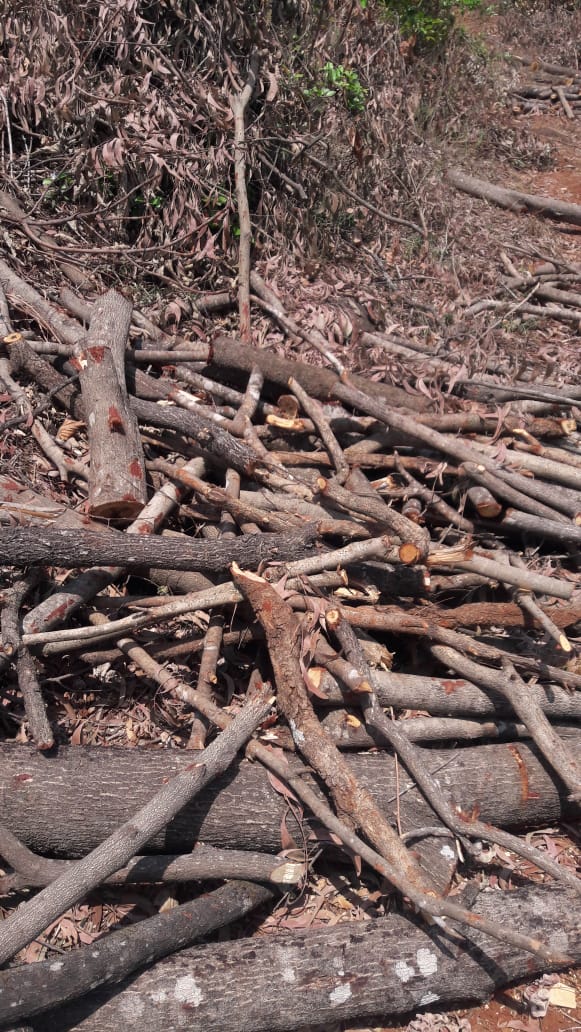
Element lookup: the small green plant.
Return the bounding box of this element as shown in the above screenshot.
[303,62,367,113]
[402,233,425,259]
[41,171,75,202]
[323,62,367,112]
[130,191,166,218]
[201,189,230,231]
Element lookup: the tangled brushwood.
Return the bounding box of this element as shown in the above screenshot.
[0,0,440,291]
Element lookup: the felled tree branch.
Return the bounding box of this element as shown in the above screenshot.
[0,524,319,576]
[230,55,259,343]
[448,167,581,227]
[0,571,52,750]
[2,739,578,861]
[0,879,274,1025]
[432,646,581,801]
[71,289,147,520]
[231,563,433,890]
[327,613,581,896]
[0,690,272,966]
[0,826,302,893]
[22,887,581,1032]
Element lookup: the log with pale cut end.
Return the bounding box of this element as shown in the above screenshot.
[315,709,581,749]
[307,665,581,719]
[72,290,147,521]
[466,485,502,519]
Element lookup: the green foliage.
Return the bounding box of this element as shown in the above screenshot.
[130,190,166,221]
[41,171,74,204]
[303,62,367,113]
[323,62,367,112]
[374,0,483,45]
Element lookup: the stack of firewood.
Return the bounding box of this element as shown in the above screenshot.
[0,217,580,1029]
[510,54,581,118]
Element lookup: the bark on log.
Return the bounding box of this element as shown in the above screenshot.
[0,880,274,1027]
[491,507,581,546]
[0,695,272,968]
[129,396,263,475]
[316,710,580,749]
[72,291,146,520]
[447,168,581,227]
[21,884,581,1032]
[1,740,579,860]
[0,841,301,892]
[311,667,581,720]
[0,525,319,575]
[209,334,429,411]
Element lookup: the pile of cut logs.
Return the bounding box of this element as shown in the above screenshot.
[510,54,581,118]
[0,251,580,1031]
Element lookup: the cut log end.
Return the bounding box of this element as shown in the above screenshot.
[398,541,422,565]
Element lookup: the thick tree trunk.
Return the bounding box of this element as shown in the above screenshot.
[1,739,578,860]
[0,696,271,968]
[23,884,581,1032]
[0,880,274,1027]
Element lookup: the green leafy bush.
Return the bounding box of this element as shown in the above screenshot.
[376,0,483,45]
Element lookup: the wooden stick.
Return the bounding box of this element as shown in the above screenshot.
[0,571,52,750]
[448,167,581,227]
[431,647,581,802]
[231,564,432,889]
[230,56,259,343]
[0,690,272,966]
[288,375,350,480]
[0,880,274,1025]
[0,827,301,891]
[0,523,319,577]
[251,272,345,375]
[434,550,573,600]
[327,613,581,895]
[510,553,572,653]
[466,485,502,519]
[210,333,428,412]
[556,85,575,119]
